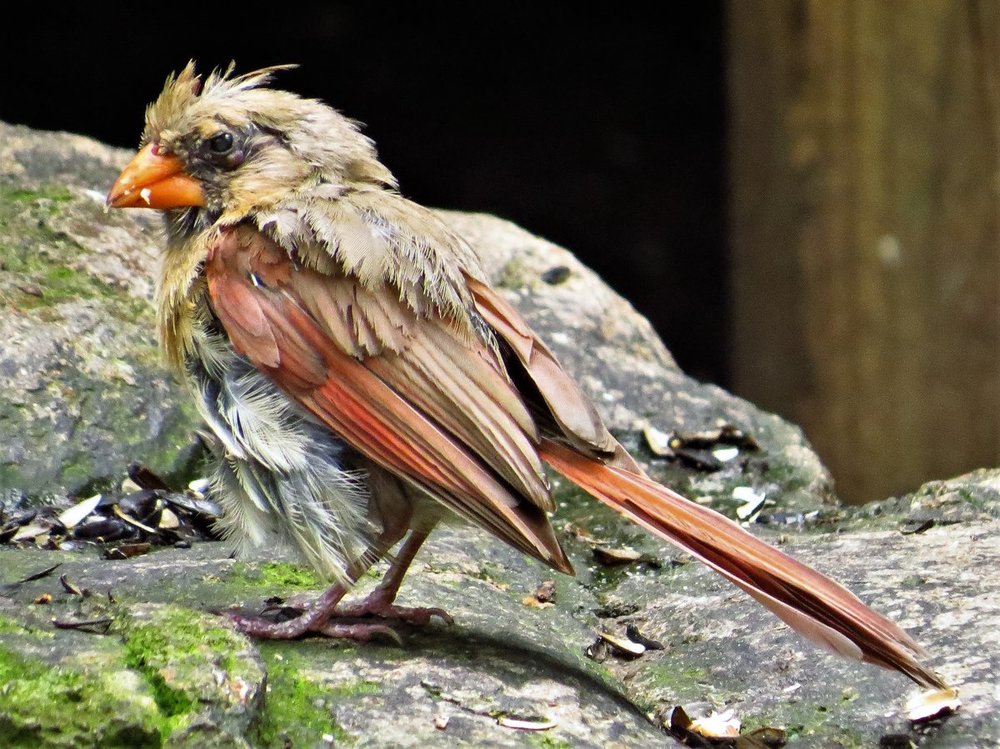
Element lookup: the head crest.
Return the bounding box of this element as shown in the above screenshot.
[145,61,299,137]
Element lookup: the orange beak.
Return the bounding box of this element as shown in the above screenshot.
[106,143,206,209]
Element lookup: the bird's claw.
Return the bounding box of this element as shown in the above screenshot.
[317,621,404,645]
[335,601,454,627]
[221,596,453,642]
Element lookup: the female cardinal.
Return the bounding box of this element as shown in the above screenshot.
[107,63,944,688]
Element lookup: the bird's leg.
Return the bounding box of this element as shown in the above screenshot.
[227,527,449,642]
[326,527,453,629]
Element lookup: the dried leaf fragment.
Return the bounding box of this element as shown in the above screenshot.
[7,564,62,585]
[534,579,556,603]
[900,519,935,535]
[564,522,601,545]
[52,617,113,634]
[521,594,554,609]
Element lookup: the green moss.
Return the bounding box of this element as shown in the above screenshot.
[224,561,325,596]
[529,734,572,749]
[326,680,381,698]
[255,562,323,590]
[469,561,516,590]
[255,645,352,747]
[496,257,532,289]
[0,616,30,635]
[0,185,145,317]
[0,464,25,492]
[59,462,94,493]
[775,701,866,747]
[0,551,82,591]
[739,712,776,733]
[123,606,243,675]
[119,605,252,738]
[630,662,713,709]
[1,186,72,204]
[0,645,161,748]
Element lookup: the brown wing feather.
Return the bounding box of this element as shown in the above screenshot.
[204,224,571,573]
[467,277,641,472]
[288,268,551,510]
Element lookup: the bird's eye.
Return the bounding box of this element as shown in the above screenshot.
[208,132,234,154]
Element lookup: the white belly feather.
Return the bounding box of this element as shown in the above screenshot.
[187,324,375,582]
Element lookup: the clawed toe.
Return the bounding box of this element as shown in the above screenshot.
[224,610,315,640]
[335,600,454,627]
[221,597,452,642]
[397,605,453,626]
[317,621,404,644]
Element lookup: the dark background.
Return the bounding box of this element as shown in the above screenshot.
[2,7,727,384]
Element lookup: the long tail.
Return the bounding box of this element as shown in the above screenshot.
[539,439,946,689]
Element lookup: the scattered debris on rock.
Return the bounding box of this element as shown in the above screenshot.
[0,463,221,555]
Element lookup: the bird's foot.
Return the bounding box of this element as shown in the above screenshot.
[335,591,454,627]
[224,589,452,642]
[223,607,337,640]
[226,609,404,643]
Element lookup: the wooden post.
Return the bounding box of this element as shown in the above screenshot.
[728,0,1000,502]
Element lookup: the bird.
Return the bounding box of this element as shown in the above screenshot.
[107,62,945,689]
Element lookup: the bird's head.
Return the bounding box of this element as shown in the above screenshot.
[107,62,395,229]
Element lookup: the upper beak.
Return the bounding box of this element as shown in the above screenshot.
[106,144,206,209]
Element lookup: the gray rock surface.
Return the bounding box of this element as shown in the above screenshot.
[0,123,994,747]
[0,122,200,497]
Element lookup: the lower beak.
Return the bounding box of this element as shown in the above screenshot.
[107,144,206,209]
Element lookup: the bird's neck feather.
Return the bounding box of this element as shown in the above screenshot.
[156,225,214,376]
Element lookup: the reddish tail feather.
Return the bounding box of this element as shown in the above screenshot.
[539,439,946,689]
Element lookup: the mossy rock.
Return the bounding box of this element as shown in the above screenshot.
[0,123,201,498]
[1,121,995,746]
